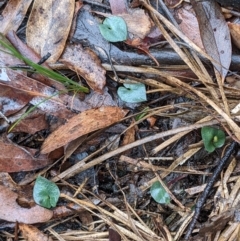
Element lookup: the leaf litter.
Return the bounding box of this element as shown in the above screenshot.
[1,0,240,240]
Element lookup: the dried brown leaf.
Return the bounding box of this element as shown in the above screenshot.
[41,106,128,154]
[12,111,48,135]
[26,0,75,63]
[60,44,106,93]
[0,141,51,172]
[19,223,53,241]
[0,0,32,34]
[0,185,53,223]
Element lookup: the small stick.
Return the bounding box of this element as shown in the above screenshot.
[184,142,238,239]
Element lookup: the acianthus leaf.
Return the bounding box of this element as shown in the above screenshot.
[117,83,147,103]
[201,126,226,153]
[99,16,127,42]
[33,176,60,209]
[150,181,171,204]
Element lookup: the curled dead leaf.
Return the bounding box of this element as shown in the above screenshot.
[41,106,128,154]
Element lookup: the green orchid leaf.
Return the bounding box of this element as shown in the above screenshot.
[212,129,226,148]
[33,176,60,209]
[150,181,171,204]
[117,83,147,103]
[99,16,127,42]
[201,126,226,153]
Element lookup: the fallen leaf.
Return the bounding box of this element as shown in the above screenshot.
[0,172,19,192]
[7,31,67,91]
[0,140,51,172]
[122,123,135,146]
[10,110,48,135]
[0,86,31,116]
[0,0,32,34]
[109,0,127,14]
[228,22,240,49]
[109,227,121,241]
[19,223,53,241]
[176,6,204,50]
[84,87,118,108]
[0,68,88,119]
[26,0,75,63]
[41,106,128,154]
[96,9,153,39]
[0,185,53,223]
[118,9,152,39]
[60,43,106,93]
[190,0,231,79]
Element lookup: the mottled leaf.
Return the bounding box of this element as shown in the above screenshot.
[191,0,231,79]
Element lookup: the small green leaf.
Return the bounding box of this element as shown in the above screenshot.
[150,181,171,204]
[201,126,226,153]
[99,16,127,42]
[117,83,147,103]
[33,176,60,209]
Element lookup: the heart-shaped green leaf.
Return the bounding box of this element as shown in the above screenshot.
[150,181,171,204]
[117,83,147,103]
[201,126,226,153]
[99,16,127,42]
[33,176,60,209]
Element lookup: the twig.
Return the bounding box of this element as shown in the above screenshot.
[184,142,238,239]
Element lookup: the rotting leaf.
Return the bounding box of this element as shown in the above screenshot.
[60,43,106,93]
[33,176,60,209]
[26,0,75,63]
[118,83,147,103]
[99,16,128,42]
[41,106,128,154]
[0,185,53,223]
[0,140,51,172]
[190,0,231,79]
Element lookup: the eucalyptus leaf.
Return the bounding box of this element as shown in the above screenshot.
[117,83,147,103]
[33,176,60,209]
[201,126,226,153]
[99,16,127,42]
[150,181,171,204]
